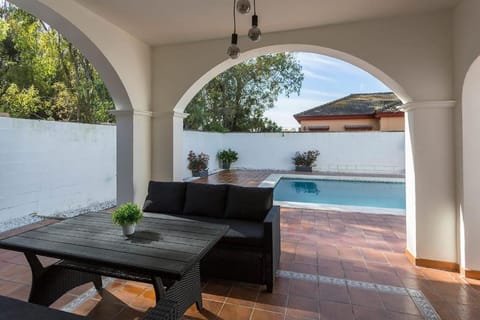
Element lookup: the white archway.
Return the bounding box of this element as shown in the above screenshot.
[173,44,412,115]
[461,56,480,273]
[168,43,457,270]
[171,44,412,181]
[10,0,133,111]
[9,0,153,205]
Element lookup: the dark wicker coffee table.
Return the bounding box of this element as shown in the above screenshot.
[0,212,228,315]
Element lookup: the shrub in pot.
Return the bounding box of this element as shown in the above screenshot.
[188,150,209,177]
[292,150,320,172]
[112,203,143,236]
[217,148,238,170]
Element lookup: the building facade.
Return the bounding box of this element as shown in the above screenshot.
[294,92,404,132]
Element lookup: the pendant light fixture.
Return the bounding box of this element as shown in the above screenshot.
[236,0,251,15]
[248,0,261,42]
[227,0,240,59]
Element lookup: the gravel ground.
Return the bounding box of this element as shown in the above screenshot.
[0,214,45,233]
[0,200,116,233]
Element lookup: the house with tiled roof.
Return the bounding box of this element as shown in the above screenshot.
[294,92,404,132]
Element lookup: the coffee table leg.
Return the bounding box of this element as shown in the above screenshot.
[24,253,102,306]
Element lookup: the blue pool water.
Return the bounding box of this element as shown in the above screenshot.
[274,178,406,209]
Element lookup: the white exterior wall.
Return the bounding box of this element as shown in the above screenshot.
[0,118,116,222]
[454,0,480,272]
[183,131,404,179]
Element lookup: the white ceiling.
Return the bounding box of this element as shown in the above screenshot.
[74,0,460,46]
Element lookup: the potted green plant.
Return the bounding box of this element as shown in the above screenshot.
[217,148,239,170]
[187,150,209,177]
[112,203,143,236]
[292,150,320,172]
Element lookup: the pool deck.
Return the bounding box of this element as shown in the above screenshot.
[0,169,478,319]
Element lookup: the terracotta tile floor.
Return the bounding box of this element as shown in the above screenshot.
[0,170,479,319]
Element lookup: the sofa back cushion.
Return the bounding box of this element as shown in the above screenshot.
[143,181,186,214]
[183,183,228,218]
[225,185,273,221]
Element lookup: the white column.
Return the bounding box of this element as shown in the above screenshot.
[401,101,457,265]
[151,111,188,182]
[461,57,480,275]
[112,110,152,205]
[173,111,189,181]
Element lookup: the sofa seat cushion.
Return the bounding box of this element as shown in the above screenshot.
[183,183,228,218]
[225,185,273,221]
[143,181,186,214]
[181,215,264,247]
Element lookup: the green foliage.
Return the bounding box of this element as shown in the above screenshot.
[217,148,238,164]
[187,150,209,171]
[184,53,304,132]
[0,2,114,123]
[0,83,42,117]
[292,150,320,167]
[112,203,143,225]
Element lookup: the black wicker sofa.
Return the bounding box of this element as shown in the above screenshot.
[143,181,281,292]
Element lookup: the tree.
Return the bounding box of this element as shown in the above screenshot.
[184,53,304,132]
[0,2,114,123]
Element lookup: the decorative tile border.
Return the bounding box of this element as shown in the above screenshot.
[61,277,114,313]
[259,173,406,215]
[277,269,440,320]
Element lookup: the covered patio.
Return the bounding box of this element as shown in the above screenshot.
[3,0,480,318]
[0,171,479,319]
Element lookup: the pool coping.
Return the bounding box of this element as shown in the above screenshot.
[258,173,406,216]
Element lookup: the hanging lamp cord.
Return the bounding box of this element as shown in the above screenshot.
[253,0,256,15]
[233,0,237,33]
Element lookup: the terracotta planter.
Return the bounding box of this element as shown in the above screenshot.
[295,165,312,172]
[122,223,136,236]
[192,169,208,177]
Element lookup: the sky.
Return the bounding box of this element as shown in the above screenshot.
[264,52,391,130]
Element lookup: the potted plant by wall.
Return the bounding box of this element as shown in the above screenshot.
[188,150,209,177]
[112,203,143,236]
[292,150,320,172]
[217,148,239,170]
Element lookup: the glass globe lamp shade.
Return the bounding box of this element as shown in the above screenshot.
[227,44,240,59]
[236,0,251,14]
[248,15,261,41]
[227,33,240,59]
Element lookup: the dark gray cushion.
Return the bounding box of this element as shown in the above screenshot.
[225,185,273,221]
[183,183,228,218]
[181,215,264,247]
[143,181,186,214]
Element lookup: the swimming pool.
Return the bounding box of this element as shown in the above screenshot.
[266,175,405,214]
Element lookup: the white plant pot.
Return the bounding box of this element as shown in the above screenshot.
[122,223,136,236]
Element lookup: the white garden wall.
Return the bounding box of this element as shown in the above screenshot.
[183,131,404,179]
[0,118,116,223]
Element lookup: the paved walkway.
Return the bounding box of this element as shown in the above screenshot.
[0,170,478,319]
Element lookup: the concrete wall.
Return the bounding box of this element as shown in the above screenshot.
[183,131,404,179]
[0,118,116,222]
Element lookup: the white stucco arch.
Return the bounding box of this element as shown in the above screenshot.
[173,44,412,114]
[8,0,153,205]
[156,32,456,268]
[460,56,480,272]
[10,0,134,111]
